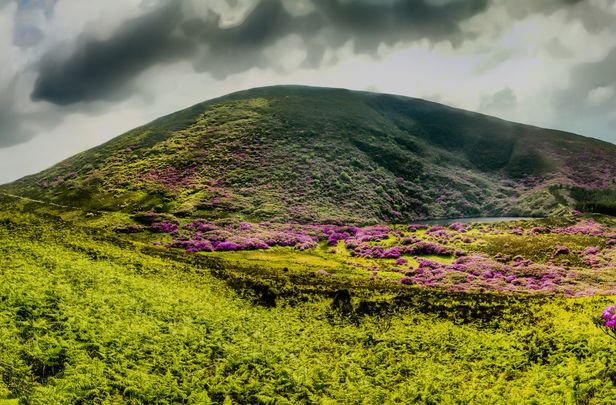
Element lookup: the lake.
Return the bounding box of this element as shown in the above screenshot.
[409,217,538,225]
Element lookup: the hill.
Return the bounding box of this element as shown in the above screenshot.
[3,85,616,224]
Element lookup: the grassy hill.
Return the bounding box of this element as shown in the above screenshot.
[3,85,616,223]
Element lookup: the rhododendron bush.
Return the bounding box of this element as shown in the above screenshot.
[594,305,616,341]
[130,216,616,297]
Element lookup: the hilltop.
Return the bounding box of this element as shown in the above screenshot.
[3,85,615,223]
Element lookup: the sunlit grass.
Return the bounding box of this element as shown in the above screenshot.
[0,199,615,403]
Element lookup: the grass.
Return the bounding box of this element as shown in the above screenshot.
[208,243,453,279]
[4,85,615,224]
[0,198,616,403]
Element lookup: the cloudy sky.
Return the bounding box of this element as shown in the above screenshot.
[1,0,616,184]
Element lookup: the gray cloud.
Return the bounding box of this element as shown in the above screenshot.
[0,80,34,147]
[31,3,194,105]
[0,108,34,148]
[13,0,57,48]
[0,0,614,157]
[503,0,582,17]
[311,0,488,51]
[479,87,517,112]
[31,0,489,105]
[0,76,69,148]
[557,48,616,114]
[552,46,616,140]
[503,0,616,35]
[186,0,320,77]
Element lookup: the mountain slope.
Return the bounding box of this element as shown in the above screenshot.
[4,85,616,224]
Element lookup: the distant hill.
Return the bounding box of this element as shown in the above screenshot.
[3,85,615,224]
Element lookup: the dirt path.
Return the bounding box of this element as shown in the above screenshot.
[0,192,107,213]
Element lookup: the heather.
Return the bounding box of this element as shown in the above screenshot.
[1,198,616,403]
[3,86,615,224]
[122,213,616,297]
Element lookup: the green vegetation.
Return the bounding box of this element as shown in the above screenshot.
[1,86,615,403]
[571,187,616,216]
[1,198,616,403]
[3,86,615,224]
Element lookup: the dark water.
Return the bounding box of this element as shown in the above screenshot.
[409,217,538,225]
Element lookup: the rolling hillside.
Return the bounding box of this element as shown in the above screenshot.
[1,86,616,403]
[3,85,616,224]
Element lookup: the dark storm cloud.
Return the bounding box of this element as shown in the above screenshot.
[31,0,489,105]
[30,2,194,105]
[185,0,320,77]
[311,0,488,51]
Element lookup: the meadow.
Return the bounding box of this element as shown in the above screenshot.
[0,195,615,403]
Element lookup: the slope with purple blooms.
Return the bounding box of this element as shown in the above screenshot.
[3,85,615,224]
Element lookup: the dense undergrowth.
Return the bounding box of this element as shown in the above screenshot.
[571,187,616,216]
[110,207,616,297]
[1,198,616,403]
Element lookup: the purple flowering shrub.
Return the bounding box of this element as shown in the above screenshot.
[509,227,524,236]
[351,245,402,259]
[448,222,467,232]
[327,232,350,246]
[529,227,548,235]
[143,164,199,192]
[121,214,616,296]
[395,258,408,265]
[579,245,615,268]
[403,241,454,256]
[151,221,179,233]
[184,221,219,232]
[400,254,579,295]
[398,277,413,285]
[167,239,214,253]
[594,305,616,340]
[166,221,356,252]
[602,306,616,328]
[554,220,606,236]
[400,235,422,245]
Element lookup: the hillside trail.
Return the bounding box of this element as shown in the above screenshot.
[0,191,106,214]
